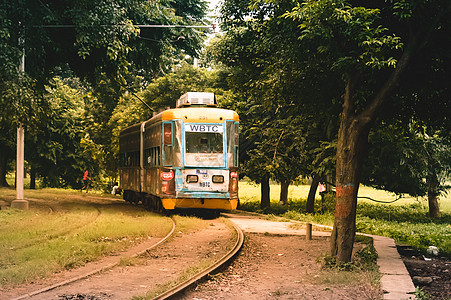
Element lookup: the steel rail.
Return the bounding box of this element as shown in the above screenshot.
[12,216,177,300]
[153,220,245,300]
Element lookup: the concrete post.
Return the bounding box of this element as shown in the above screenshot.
[11,43,28,210]
[306,223,312,240]
[12,124,28,209]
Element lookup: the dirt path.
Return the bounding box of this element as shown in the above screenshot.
[3,218,233,300]
[2,210,383,300]
[179,213,382,300]
[181,233,381,299]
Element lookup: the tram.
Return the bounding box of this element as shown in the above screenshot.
[119,92,239,214]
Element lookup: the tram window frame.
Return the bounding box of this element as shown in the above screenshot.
[234,122,239,167]
[124,151,140,167]
[162,122,173,166]
[226,121,239,168]
[119,153,126,167]
[144,146,161,167]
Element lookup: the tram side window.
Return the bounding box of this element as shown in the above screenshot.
[144,147,161,167]
[125,151,140,167]
[163,122,173,166]
[144,148,151,167]
[234,123,239,167]
[119,153,126,167]
[226,121,239,167]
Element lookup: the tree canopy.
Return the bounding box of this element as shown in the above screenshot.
[210,0,451,263]
[0,0,210,187]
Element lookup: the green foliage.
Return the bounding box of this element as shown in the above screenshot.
[363,123,451,201]
[25,77,88,188]
[240,196,451,257]
[0,74,47,129]
[285,0,404,74]
[211,0,342,194]
[356,203,451,257]
[414,287,430,300]
[141,63,223,110]
[317,238,377,271]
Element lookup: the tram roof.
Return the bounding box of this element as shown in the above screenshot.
[151,107,239,123]
[120,107,239,136]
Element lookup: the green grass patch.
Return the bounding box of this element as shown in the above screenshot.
[313,235,380,289]
[0,188,173,287]
[238,182,451,258]
[171,214,209,234]
[356,203,451,257]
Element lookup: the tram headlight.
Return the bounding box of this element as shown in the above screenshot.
[212,175,224,183]
[186,175,198,183]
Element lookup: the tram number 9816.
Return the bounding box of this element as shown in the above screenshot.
[200,182,211,188]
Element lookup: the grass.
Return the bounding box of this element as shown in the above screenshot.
[1,179,449,287]
[238,181,451,257]
[0,187,182,287]
[239,181,451,212]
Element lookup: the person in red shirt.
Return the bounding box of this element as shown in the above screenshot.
[81,169,90,193]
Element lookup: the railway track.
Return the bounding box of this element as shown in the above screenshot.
[10,213,244,300]
[153,220,245,300]
[11,216,177,300]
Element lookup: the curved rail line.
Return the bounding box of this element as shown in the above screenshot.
[12,216,177,300]
[153,220,245,300]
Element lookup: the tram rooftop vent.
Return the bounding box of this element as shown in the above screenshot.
[176,92,217,108]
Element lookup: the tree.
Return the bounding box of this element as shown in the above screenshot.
[214,0,450,263]
[108,63,230,179]
[25,77,88,188]
[285,0,451,262]
[363,124,451,218]
[209,0,342,209]
[0,74,46,186]
[0,0,210,187]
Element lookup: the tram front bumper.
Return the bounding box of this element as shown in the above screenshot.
[161,197,238,210]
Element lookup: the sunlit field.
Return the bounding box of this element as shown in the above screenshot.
[7,174,450,212]
[238,180,451,257]
[0,187,206,287]
[239,181,451,213]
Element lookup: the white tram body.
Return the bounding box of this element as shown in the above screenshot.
[119,92,239,212]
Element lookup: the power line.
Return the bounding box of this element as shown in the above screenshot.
[36,24,215,29]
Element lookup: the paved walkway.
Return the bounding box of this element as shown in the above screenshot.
[224,211,416,300]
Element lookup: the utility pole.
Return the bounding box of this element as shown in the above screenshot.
[11,36,28,210]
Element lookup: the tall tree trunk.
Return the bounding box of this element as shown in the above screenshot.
[260,174,270,209]
[330,71,374,263]
[306,174,320,213]
[279,180,289,205]
[0,153,9,187]
[330,42,412,263]
[30,166,36,190]
[330,116,369,263]
[427,172,441,218]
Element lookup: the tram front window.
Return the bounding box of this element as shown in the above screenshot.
[186,133,223,153]
[185,124,225,167]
